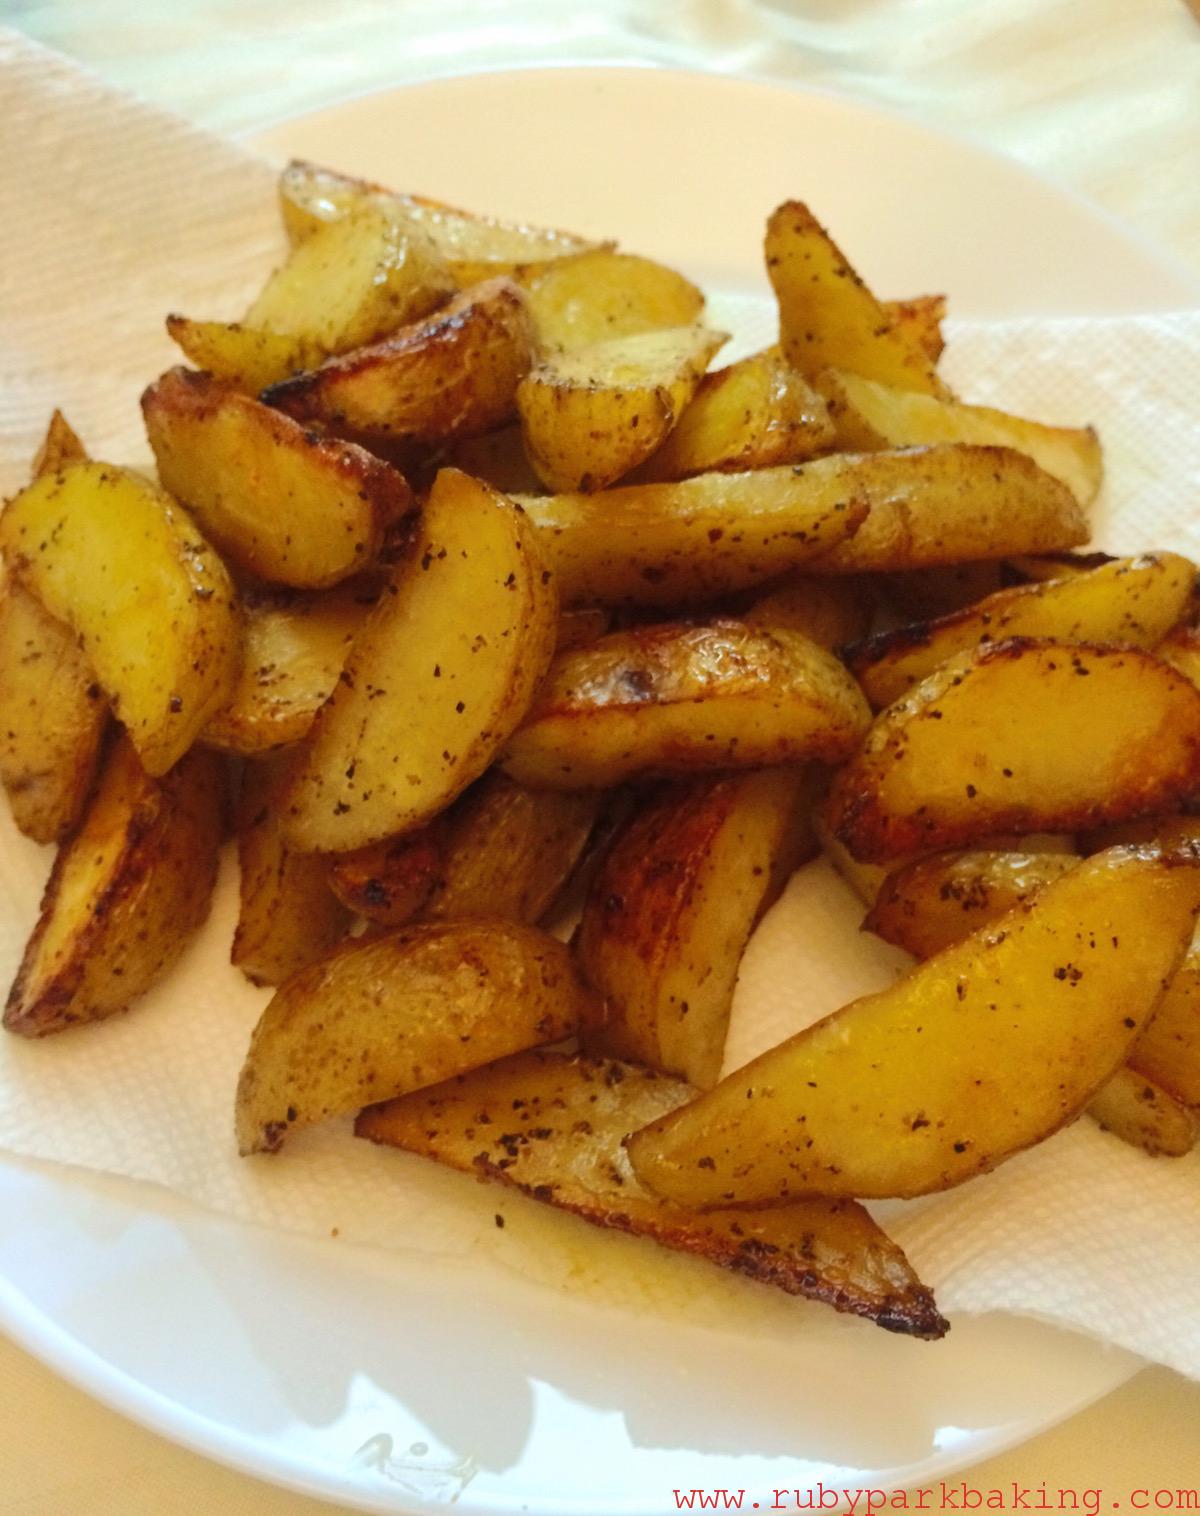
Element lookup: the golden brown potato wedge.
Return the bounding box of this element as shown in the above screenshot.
[503,620,871,790]
[356,1051,948,1338]
[523,248,704,352]
[766,202,946,396]
[235,920,596,1154]
[0,580,108,843]
[577,768,819,1087]
[143,369,412,589]
[232,755,351,986]
[805,445,1088,575]
[847,554,1195,709]
[882,295,947,366]
[1088,1067,1197,1157]
[263,278,536,446]
[633,348,834,483]
[31,409,87,476]
[864,850,1078,959]
[245,205,454,352]
[815,368,1103,507]
[0,461,238,775]
[829,640,1200,863]
[1129,942,1200,1108]
[741,573,874,648]
[517,464,870,609]
[281,468,558,852]
[628,844,1200,1204]
[4,738,223,1036]
[165,316,324,394]
[202,583,373,755]
[518,324,728,493]
[328,771,599,928]
[277,159,602,285]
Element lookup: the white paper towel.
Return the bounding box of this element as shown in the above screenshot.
[2,29,1199,1374]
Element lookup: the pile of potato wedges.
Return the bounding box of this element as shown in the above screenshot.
[4,162,1199,1344]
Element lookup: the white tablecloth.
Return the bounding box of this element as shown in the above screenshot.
[4,2,1200,1511]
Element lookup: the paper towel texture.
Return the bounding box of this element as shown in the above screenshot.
[2,30,1199,1375]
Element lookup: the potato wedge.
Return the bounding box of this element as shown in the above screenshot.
[1129,942,1200,1108]
[882,295,946,366]
[829,640,1200,863]
[1088,1066,1197,1157]
[202,583,373,755]
[0,461,238,775]
[864,850,1078,959]
[31,409,87,476]
[328,772,599,928]
[577,768,819,1087]
[277,159,602,284]
[232,755,351,986]
[741,573,874,648]
[0,580,108,843]
[1156,617,1200,690]
[628,844,1200,1204]
[504,620,870,790]
[766,202,945,396]
[357,1051,948,1338]
[166,316,324,394]
[281,468,558,852]
[235,920,595,1154]
[143,369,412,589]
[518,324,728,492]
[4,738,224,1036]
[804,445,1088,575]
[524,248,704,352]
[847,553,1195,709]
[517,465,870,609]
[633,348,835,483]
[816,368,1103,507]
[245,204,455,352]
[263,278,536,445]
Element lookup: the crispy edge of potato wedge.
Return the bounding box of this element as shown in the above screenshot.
[326,819,452,927]
[31,409,87,476]
[503,620,871,791]
[166,316,325,394]
[627,843,1200,1204]
[143,368,413,589]
[263,277,536,445]
[231,754,352,986]
[4,737,224,1036]
[234,920,597,1154]
[881,296,947,366]
[576,767,819,1087]
[281,468,559,852]
[0,461,240,775]
[356,1050,948,1337]
[828,639,1200,863]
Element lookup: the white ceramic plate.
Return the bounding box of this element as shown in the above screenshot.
[3,65,1195,1516]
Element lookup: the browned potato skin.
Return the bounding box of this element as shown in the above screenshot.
[143,369,413,589]
[1128,940,1200,1108]
[576,768,820,1087]
[326,820,453,927]
[828,640,1200,863]
[804,446,1088,576]
[846,553,1195,709]
[628,844,1200,1205]
[632,348,834,483]
[0,462,240,776]
[882,296,946,366]
[766,202,946,396]
[232,755,352,986]
[202,583,374,755]
[263,279,536,446]
[4,738,224,1036]
[864,850,1078,959]
[31,409,87,475]
[1088,1067,1197,1157]
[503,620,871,791]
[235,920,597,1154]
[281,469,559,853]
[356,1051,948,1338]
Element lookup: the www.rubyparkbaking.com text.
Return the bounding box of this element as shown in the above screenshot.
[671,1485,1200,1512]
